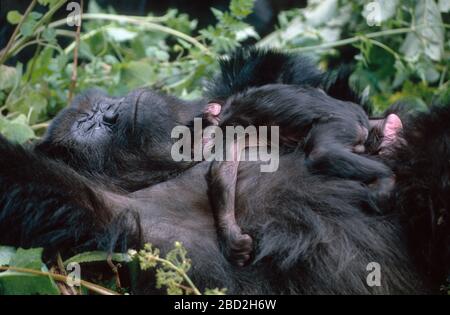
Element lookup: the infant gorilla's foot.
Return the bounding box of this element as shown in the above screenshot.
[369,176,395,213]
[220,226,253,267]
[204,102,222,126]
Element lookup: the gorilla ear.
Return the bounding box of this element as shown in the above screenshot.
[383,114,403,139]
[380,114,404,155]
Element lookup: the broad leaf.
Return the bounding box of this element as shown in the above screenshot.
[229,0,255,19]
[7,90,48,125]
[304,0,338,27]
[0,65,18,91]
[401,0,445,61]
[6,11,22,25]
[0,247,16,266]
[0,115,36,143]
[438,0,450,11]
[64,251,132,265]
[106,27,137,42]
[0,248,59,295]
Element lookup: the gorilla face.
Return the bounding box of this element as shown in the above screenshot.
[70,93,121,145]
[36,88,200,191]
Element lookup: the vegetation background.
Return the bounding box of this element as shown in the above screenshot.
[0,0,448,294]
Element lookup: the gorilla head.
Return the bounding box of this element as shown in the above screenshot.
[36,88,204,191]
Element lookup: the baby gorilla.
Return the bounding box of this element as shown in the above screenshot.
[204,84,395,266]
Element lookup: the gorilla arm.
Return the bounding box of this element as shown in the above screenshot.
[0,134,140,258]
[0,138,238,293]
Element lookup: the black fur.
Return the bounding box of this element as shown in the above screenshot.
[388,102,450,289]
[0,48,448,294]
[207,48,364,106]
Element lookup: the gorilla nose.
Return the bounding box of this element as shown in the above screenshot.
[103,111,118,124]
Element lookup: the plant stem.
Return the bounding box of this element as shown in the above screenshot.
[0,0,38,65]
[289,28,414,53]
[24,41,43,83]
[0,266,119,295]
[367,38,400,60]
[5,0,68,62]
[31,121,51,130]
[63,24,110,54]
[67,0,83,104]
[62,13,211,55]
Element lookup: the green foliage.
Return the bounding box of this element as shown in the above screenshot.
[0,243,226,295]
[199,0,258,52]
[0,0,448,143]
[6,11,23,25]
[262,0,449,113]
[0,247,59,295]
[132,242,226,295]
[63,251,132,265]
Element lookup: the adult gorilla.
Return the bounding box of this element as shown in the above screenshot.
[0,49,448,294]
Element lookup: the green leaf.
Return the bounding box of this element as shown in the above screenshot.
[236,26,259,41]
[0,65,18,91]
[7,248,43,270]
[211,7,224,20]
[401,0,445,61]
[106,27,137,42]
[64,251,132,266]
[29,12,43,20]
[204,288,227,295]
[7,90,48,125]
[6,10,22,25]
[0,247,16,266]
[0,248,59,295]
[42,27,57,43]
[87,0,103,14]
[229,0,255,19]
[304,0,338,27]
[438,0,450,11]
[416,59,440,83]
[120,60,155,89]
[19,20,36,37]
[145,47,170,61]
[17,11,41,37]
[0,115,36,143]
